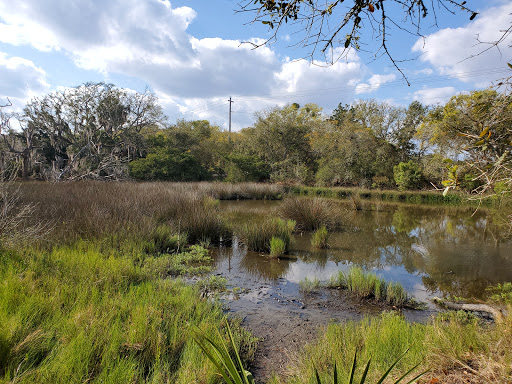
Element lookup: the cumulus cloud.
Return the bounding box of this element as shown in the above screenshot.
[413,86,457,105]
[412,2,512,86]
[0,52,49,109]
[0,0,396,128]
[355,74,397,94]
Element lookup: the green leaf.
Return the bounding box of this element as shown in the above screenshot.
[348,351,357,384]
[508,62,512,70]
[358,358,372,384]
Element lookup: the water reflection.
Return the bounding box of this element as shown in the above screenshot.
[215,200,512,299]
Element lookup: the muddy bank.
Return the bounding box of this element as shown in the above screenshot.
[210,256,435,383]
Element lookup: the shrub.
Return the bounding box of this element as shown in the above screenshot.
[311,226,329,249]
[393,160,425,191]
[278,197,339,230]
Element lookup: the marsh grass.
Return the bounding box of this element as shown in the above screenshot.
[311,226,329,249]
[286,185,478,206]
[0,241,256,383]
[299,277,320,293]
[329,267,411,307]
[237,218,296,253]
[269,236,286,258]
[278,197,341,230]
[271,310,512,384]
[15,181,234,246]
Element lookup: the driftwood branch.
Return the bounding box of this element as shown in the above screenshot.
[432,297,506,323]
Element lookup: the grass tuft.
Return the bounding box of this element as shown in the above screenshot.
[269,237,286,258]
[311,226,329,249]
[329,267,411,307]
[236,218,296,253]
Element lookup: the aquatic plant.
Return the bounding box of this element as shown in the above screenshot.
[311,225,329,249]
[329,267,411,307]
[237,218,296,253]
[269,236,286,257]
[299,277,320,293]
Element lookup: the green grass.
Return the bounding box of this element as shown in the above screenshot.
[285,185,489,206]
[329,267,411,307]
[236,217,296,253]
[487,282,512,304]
[311,226,329,249]
[269,237,286,258]
[0,242,256,383]
[269,310,512,384]
[299,277,321,293]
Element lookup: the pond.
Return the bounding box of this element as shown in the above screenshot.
[209,199,512,379]
[214,199,512,303]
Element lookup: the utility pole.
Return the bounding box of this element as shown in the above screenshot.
[228,97,234,144]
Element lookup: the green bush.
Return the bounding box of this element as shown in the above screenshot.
[129,148,209,181]
[393,160,425,191]
[224,154,270,182]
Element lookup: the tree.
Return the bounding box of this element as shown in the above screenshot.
[21,82,163,180]
[240,103,321,183]
[393,160,424,191]
[419,89,512,194]
[239,0,476,81]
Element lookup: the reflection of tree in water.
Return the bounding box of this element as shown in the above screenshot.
[323,206,512,298]
[214,241,292,280]
[217,200,512,298]
[239,250,292,280]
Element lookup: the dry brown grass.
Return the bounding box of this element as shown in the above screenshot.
[277,197,342,230]
[15,181,236,245]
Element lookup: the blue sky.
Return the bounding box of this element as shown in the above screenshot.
[0,0,511,130]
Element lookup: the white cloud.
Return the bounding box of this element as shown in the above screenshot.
[355,73,397,94]
[413,86,457,104]
[0,0,396,129]
[412,3,512,86]
[0,52,49,109]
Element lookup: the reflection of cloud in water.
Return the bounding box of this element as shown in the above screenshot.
[214,200,512,300]
[284,260,351,283]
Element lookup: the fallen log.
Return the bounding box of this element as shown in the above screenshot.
[432,297,506,323]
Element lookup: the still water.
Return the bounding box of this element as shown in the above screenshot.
[215,200,512,302]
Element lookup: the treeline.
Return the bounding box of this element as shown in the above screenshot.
[1,82,510,194]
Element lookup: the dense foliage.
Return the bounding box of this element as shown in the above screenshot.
[1,83,510,195]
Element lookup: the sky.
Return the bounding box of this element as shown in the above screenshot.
[0,0,511,131]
